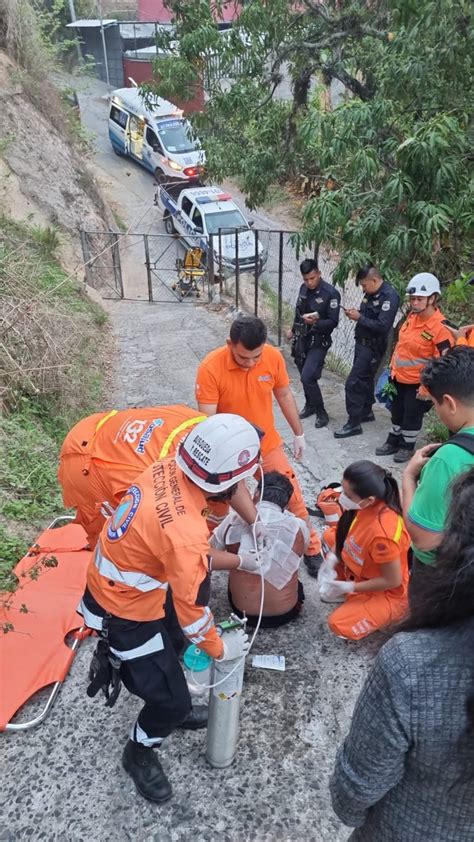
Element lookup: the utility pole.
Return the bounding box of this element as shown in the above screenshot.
[97,0,111,88]
[67,0,83,62]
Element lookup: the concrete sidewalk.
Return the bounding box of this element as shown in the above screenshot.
[1,295,396,842]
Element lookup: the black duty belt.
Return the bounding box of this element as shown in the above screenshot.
[357,336,385,351]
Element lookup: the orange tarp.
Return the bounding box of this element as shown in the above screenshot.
[0,523,91,730]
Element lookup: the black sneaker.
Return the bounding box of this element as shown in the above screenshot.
[361,411,376,422]
[375,441,400,456]
[315,410,329,429]
[299,404,316,420]
[393,447,414,463]
[334,422,363,439]
[122,739,172,803]
[304,552,323,578]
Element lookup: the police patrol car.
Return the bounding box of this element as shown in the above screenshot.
[108,87,204,183]
[156,185,267,277]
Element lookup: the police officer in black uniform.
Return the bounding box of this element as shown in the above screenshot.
[334,263,399,438]
[289,259,341,428]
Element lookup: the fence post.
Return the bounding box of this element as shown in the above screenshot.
[80,229,94,288]
[278,232,284,346]
[253,228,259,315]
[218,228,223,295]
[111,232,124,299]
[143,235,153,303]
[235,228,240,310]
[208,233,215,301]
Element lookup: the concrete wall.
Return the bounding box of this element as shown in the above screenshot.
[122,57,205,113]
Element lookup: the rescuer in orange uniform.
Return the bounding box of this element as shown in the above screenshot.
[58,404,257,547]
[317,460,409,640]
[376,273,454,463]
[195,315,324,576]
[80,415,266,804]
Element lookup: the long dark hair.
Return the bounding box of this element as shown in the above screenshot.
[335,460,401,561]
[399,468,474,774]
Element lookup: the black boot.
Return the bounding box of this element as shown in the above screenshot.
[299,404,316,420]
[334,420,363,439]
[122,739,172,804]
[315,409,329,429]
[375,433,400,456]
[361,410,375,422]
[304,552,323,578]
[178,705,208,730]
[394,446,415,463]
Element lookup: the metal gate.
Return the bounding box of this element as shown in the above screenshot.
[79,226,361,371]
[80,229,211,304]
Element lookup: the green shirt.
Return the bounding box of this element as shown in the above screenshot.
[408,426,474,565]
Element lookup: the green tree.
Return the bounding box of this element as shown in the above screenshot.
[145,0,473,289]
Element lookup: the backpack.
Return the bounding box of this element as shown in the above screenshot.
[440,431,474,456]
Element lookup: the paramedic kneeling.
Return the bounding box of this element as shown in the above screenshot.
[211,471,309,627]
[319,461,409,640]
[79,415,261,804]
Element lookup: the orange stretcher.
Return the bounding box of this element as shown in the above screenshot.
[0,517,91,732]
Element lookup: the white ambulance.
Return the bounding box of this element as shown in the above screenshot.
[108,87,205,183]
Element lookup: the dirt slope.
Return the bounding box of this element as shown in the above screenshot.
[0,51,114,269]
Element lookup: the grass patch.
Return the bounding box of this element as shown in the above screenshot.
[423,409,450,443]
[1,216,108,587]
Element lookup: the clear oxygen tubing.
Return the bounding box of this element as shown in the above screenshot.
[190,467,266,691]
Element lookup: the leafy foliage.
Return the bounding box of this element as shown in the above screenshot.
[147,0,473,289]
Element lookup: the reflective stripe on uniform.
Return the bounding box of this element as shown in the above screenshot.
[324,513,340,523]
[393,515,404,543]
[78,599,104,631]
[159,415,207,459]
[110,631,164,661]
[182,606,214,643]
[94,546,169,593]
[393,356,431,368]
[132,721,164,747]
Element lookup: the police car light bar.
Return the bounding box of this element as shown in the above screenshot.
[216,193,232,201]
[196,196,213,204]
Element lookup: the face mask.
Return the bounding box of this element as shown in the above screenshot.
[339,491,362,511]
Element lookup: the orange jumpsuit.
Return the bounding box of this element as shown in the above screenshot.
[324,502,409,640]
[390,309,453,384]
[86,457,224,659]
[81,457,223,747]
[196,344,321,555]
[58,405,206,547]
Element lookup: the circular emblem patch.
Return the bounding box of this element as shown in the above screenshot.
[238,449,251,466]
[107,485,141,541]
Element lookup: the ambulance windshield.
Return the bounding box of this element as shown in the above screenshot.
[157,119,198,154]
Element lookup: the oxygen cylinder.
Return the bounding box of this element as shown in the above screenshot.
[206,616,246,768]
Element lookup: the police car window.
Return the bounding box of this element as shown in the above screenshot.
[157,120,198,154]
[181,196,193,216]
[192,207,204,231]
[110,106,128,129]
[146,127,159,148]
[205,210,247,235]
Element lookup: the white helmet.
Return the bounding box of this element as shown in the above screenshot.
[175,413,261,493]
[406,273,441,297]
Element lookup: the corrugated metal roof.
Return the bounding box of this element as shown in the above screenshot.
[66,19,117,28]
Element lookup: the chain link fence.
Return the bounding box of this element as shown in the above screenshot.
[213,229,361,374]
[80,225,362,372]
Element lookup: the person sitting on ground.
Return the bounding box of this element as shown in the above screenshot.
[210,471,309,628]
[318,460,409,640]
[402,346,474,603]
[330,467,474,842]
